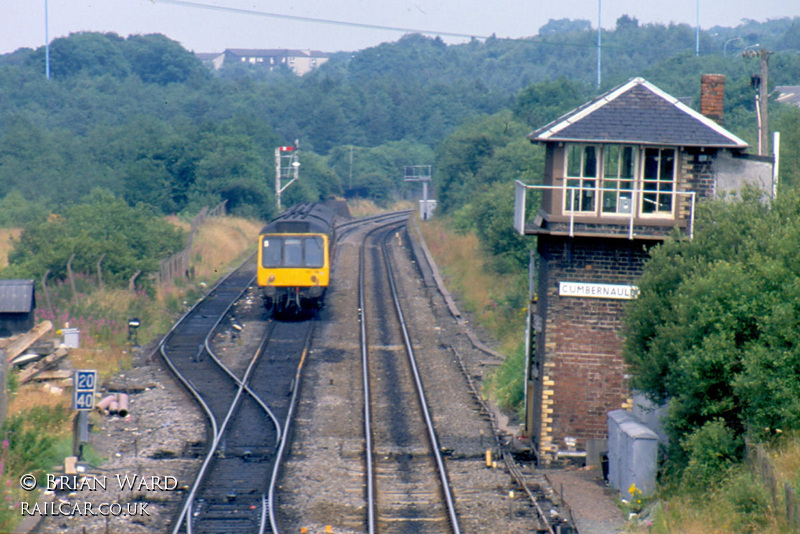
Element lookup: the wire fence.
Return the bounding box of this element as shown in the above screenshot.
[157,201,227,286]
[746,439,800,531]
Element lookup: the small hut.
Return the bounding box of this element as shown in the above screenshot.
[0,280,35,337]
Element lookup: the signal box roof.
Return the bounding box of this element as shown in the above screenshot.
[261,203,336,235]
[527,77,748,149]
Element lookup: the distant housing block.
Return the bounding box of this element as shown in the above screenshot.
[196,49,329,76]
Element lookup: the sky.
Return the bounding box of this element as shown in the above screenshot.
[2,0,799,55]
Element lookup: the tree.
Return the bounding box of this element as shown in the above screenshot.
[4,190,185,286]
[513,78,591,128]
[124,34,209,85]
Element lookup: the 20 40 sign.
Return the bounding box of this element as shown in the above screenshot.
[73,370,97,411]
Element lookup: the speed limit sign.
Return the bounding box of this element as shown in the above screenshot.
[73,370,97,411]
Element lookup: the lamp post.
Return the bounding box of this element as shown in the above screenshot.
[724,37,743,55]
[596,0,601,88]
[695,0,700,56]
[45,0,50,79]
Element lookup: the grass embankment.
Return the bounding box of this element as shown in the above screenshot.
[416,215,529,416]
[0,215,261,531]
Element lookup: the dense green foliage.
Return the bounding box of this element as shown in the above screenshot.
[1,18,799,229]
[624,190,800,477]
[3,190,185,288]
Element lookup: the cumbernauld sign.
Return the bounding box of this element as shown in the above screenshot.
[559,282,639,300]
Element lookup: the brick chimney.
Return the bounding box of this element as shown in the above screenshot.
[700,74,725,124]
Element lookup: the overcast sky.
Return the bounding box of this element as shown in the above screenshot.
[3,0,799,55]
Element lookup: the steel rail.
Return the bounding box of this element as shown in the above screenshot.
[265,322,316,534]
[358,222,377,534]
[359,218,461,534]
[379,224,462,534]
[163,266,265,533]
[160,254,285,534]
[185,322,281,534]
[154,256,255,533]
[205,322,283,446]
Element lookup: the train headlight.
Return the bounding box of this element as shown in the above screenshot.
[268,274,276,283]
[311,275,318,284]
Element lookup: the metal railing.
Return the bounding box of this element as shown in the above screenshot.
[514,180,696,240]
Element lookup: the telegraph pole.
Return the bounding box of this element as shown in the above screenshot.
[743,46,771,156]
[758,48,770,156]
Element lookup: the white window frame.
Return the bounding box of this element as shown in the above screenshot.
[638,147,677,218]
[601,145,636,216]
[563,144,599,213]
[562,144,678,219]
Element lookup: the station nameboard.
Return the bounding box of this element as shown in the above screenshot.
[559,282,639,300]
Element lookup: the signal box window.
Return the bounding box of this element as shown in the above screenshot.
[642,148,676,214]
[602,145,635,214]
[565,145,597,213]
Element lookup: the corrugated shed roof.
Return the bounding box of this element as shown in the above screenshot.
[776,86,800,107]
[0,280,34,313]
[528,77,748,149]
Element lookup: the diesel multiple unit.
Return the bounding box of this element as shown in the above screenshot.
[257,203,336,314]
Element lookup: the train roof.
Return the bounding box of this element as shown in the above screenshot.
[260,203,336,235]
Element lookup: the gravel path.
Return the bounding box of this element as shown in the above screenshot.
[545,468,626,534]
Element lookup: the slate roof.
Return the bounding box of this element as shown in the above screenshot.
[528,77,748,149]
[0,280,34,313]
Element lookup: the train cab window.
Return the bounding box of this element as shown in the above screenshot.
[305,237,324,267]
[284,238,303,266]
[262,238,282,267]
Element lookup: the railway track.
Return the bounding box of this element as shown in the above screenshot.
[359,222,461,533]
[155,209,566,534]
[157,257,314,533]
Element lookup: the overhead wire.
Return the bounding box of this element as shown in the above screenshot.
[153,0,491,40]
[151,0,625,50]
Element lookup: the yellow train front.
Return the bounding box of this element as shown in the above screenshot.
[257,203,336,315]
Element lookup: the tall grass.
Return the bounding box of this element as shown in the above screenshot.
[771,433,800,490]
[417,216,528,415]
[0,229,20,269]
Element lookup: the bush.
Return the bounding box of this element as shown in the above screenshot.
[680,418,742,489]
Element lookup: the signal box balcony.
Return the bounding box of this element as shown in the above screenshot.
[514,180,696,241]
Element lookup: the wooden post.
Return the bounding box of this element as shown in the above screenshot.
[41,269,55,319]
[66,253,77,303]
[0,349,6,426]
[128,271,141,292]
[96,253,106,290]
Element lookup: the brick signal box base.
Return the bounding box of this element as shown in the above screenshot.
[530,236,653,461]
